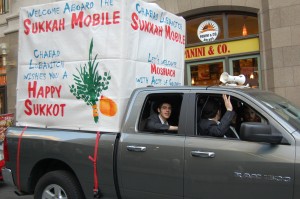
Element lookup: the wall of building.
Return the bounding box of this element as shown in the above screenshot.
[261,0,300,106]
[0,0,300,118]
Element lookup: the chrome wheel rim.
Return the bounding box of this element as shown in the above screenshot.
[42,184,68,199]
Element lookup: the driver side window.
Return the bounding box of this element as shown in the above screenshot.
[196,94,265,139]
[196,93,288,144]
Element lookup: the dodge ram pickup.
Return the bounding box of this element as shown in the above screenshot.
[2,86,300,199]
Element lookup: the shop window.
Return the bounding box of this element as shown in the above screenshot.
[189,61,224,86]
[186,13,258,46]
[228,15,258,38]
[186,15,224,45]
[0,56,6,86]
[0,0,8,14]
[231,57,260,88]
[0,86,6,114]
[186,12,260,88]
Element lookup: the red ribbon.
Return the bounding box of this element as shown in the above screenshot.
[88,131,101,193]
[17,126,27,191]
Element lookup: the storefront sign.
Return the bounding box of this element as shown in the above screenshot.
[185,38,259,61]
[17,0,186,132]
[197,20,219,42]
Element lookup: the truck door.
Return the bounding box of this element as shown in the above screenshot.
[184,137,295,199]
[184,93,295,199]
[119,133,184,199]
[118,92,187,199]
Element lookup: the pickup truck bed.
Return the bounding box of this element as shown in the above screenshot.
[4,127,120,198]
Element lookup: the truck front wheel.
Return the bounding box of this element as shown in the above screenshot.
[34,170,84,199]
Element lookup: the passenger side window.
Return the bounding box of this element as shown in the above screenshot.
[138,93,182,133]
[196,94,265,139]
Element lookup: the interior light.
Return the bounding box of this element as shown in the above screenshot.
[250,73,254,79]
[242,24,248,36]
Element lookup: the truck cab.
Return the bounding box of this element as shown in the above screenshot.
[118,86,299,199]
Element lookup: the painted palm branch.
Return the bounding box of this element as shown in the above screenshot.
[70,39,111,123]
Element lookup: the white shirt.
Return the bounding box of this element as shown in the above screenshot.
[158,114,168,125]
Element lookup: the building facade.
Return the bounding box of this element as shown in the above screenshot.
[0,0,300,118]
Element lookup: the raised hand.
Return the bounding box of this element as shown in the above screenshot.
[223,94,233,111]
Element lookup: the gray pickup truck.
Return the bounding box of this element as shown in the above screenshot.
[2,86,300,199]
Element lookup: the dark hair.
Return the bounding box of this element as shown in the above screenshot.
[202,98,221,119]
[157,101,171,109]
[153,100,171,113]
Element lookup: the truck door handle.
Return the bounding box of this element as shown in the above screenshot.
[191,151,215,158]
[127,146,147,152]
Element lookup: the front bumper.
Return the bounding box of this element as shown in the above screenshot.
[1,167,15,186]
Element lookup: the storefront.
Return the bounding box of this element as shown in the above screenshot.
[0,43,7,114]
[185,12,260,88]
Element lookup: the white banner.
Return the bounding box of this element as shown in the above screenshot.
[16,0,186,132]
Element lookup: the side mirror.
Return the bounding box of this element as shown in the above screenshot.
[240,122,283,144]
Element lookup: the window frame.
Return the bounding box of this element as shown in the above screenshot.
[0,0,9,15]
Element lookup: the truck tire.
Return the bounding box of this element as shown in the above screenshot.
[34,170,84,199]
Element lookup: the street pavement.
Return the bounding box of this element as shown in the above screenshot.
[0,181,34,199]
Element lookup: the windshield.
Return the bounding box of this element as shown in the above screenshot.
[252,91,300,130]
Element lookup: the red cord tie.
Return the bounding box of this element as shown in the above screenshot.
[16,126,28,191]
[88,131,101,193]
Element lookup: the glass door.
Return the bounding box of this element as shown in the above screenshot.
[229,55,261,88]
[187,59,225,86]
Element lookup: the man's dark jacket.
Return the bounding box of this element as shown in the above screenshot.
[198,111,235,137]
[145,114,169,132]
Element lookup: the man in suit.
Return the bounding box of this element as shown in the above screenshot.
[146,101,178,132]
[198,94,235,137]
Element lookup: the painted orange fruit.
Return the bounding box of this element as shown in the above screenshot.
[99,95,117,117]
